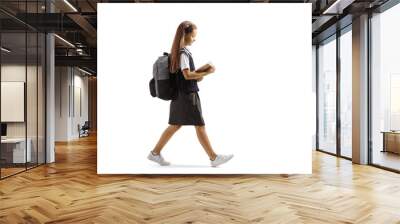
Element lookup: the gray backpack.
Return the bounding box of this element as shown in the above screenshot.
[149,52,177,100]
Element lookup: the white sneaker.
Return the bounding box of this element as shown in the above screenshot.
[147,151,170,166]
[211,154,234,167]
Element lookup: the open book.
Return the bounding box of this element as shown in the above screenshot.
[195,62,214,73]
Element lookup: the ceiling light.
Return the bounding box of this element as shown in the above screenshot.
[63,0,78,12]
[1,47,11,53]
[54,34,75,48]
[322,0,354,15]
[78,67,93,76]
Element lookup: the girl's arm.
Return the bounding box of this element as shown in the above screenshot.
[195,63,212,73]
[182,68,214,80]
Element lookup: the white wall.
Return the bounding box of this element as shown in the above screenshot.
[55,66,69,141]
[55,66,89,141]
[1,65,26,132]
[1,65,41,138]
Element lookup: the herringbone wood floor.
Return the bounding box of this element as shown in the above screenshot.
[1,134,400,224]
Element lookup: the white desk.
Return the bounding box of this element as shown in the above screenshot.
[1,138,32,163]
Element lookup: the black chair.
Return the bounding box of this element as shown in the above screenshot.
[79,121,90,138]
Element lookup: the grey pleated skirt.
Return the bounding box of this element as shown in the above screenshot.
[169,90,205,126]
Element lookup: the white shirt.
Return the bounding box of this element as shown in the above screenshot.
[180,47,192,71]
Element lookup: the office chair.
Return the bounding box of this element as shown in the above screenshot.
[79,121,90,138]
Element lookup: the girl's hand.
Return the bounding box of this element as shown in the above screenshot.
[206,65,216,74]
[197,77,203,82]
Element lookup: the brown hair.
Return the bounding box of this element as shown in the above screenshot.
[169,21,197,73]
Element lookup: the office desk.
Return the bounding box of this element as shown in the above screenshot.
[381,131,400,154]
[1,138,32,163]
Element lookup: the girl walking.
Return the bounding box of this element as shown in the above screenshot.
[148,21,233,167]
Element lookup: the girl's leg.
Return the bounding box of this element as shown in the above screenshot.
[152,125,181,155]
[195,125,217,160]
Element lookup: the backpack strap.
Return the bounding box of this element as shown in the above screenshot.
[179,48,191,57]
[179,48,192,72]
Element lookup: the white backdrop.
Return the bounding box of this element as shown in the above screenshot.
[97,3,312,174]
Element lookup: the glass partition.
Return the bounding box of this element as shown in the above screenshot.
[0,1,46,179]
[371,3,400,171]
[1,31,28,177]
[339,27,352,158]
[27,30,38,169]
[317,35,337,155]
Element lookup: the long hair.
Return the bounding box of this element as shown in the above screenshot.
[169,21,197,73]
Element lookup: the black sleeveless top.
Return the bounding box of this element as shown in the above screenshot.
[176,48,199,93]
